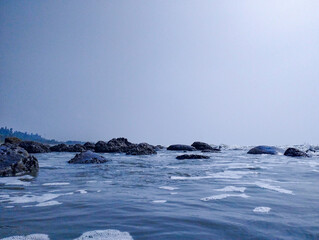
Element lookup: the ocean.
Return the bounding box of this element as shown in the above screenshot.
[1,147,318,239]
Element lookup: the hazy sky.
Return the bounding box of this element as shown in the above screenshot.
[1,0,319,145]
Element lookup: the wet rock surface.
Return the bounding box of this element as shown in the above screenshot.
[19,141,50,153]
[247,146,284,155]
[167,144,196,151]
[68,151,108,164]
[125,143,157,155]
[191,141,220,152]
[176,154,210,160]
[0,144,39,176]
[284,148,309,157]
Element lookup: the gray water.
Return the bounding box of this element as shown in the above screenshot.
[1,148,319,239]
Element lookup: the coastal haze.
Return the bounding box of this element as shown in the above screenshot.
[1,0,319,145]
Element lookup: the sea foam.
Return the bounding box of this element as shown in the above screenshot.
[253,207,271,213]
[254,182,294,195]
[0,234,50,240]
[73,229,133,240]
[201,193,249,201]
[216,186,246,193]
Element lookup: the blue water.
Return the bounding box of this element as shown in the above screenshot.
[1,148,319,239]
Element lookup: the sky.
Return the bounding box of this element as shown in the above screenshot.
[1,0,319,146]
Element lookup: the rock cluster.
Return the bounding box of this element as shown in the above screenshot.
[0,144,39,176]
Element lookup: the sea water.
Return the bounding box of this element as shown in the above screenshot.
[0,148,318,239]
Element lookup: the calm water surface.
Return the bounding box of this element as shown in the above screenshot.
[1,148,319,239]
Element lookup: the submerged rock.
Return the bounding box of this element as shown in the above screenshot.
[191,141,220,152]
[125,143,157,155]
[4,137,22,144]
[68,151,108,164]
[155,145,165,150]
[167,144,196,151]
[95,138,134,153]
[176,154,210,160]
[0,144,39,176]
[19,141,50,153]
[284,148,309,157]
[247,146,283,155]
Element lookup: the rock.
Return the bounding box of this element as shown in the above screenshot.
[68,151,108,164]
[95,138,134,153]
[50,143,85,152]
[191,141,220,152]
[125,143,157,155]
[19,141,50,153]
[167,144,196,151]
[176,154,210,160]
[69,144,86,152]
[284,148,309,157]
[83,142,95,151]
[50,143,70,152]
[0,144,39,176]
[247,146,284,155]
[4,137,22,144]
[155,145,165,150]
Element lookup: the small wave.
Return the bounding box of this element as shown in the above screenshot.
[253,207,271,213]
[216,186,246,193]
[42,182,70,186]
[254,182,294,195]
[201,193,249,201]
[171,170,251,180]
[74,229,133,240]
[0,234,50,240]
[35,201,62,207]
[159,186,178,191]
[152,200,167,203]
[0,177,32,186]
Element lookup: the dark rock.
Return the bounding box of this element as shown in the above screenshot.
[19,141,50,153]
[69,144,86,152]
[284,148,309,157]
[95,138,134,153]
[155,145,165,150]
[247,146,284,155]
[0,144,39,176]
[125,143,157,155]
[191,141,220,152]
[5,137,22,144]
[167,144,196,151]
[176,154,210,160]
[83,142,95,151]
[50,143,85,152]
[68,151,108,164]
[50,143,69,152]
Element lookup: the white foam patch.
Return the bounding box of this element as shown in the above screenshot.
[170,192,178,195]
[4,206,14,208]
[0,177,31,186]
[216,186,246,193]
[0,234,50,240]
[35,201,62,207]
[152,200,167,203]
[201,193,249,201]
[255,182,294,195]
[97,190,101,193]
[77,190,88,194]
[73,229,133,240]
[253,207,271,213]
[86,180,98,183]
[170,176,212,180]
[159,186,178,191]
[42,182,70,186]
